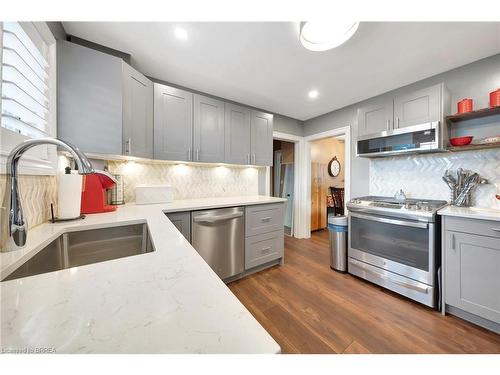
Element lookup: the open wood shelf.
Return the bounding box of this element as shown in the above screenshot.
[446,106,500,123]
[446,141,500,152]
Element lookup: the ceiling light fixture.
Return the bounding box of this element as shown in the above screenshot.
[308,90,319,99]
[299,21,359,51]
[174,27,188,41]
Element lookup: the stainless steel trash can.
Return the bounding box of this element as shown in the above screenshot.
[328,215,348,272]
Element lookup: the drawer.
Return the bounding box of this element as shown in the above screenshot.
[245,230,284,270]
[444,216,500,239]
[245,203,284,237]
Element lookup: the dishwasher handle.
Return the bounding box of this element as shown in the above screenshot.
[193,212,243,223]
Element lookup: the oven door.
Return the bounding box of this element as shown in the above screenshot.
[348,212,435,285]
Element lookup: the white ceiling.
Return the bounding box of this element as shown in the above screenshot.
[63,22,500,121]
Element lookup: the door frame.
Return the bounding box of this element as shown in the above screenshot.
[301,126,351,238]
[272,131,303,238]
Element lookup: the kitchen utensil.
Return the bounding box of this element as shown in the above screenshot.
[490,88,500,108]
[457,98,473,114]
[450,136,473,146]
[455,173,480,206]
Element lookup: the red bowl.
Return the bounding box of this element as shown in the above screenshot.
[450,136,473,146]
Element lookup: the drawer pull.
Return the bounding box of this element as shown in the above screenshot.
[491,228,500,233]
[261,246,272,254]
[261,217,272,222]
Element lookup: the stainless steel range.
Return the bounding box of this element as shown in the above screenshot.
[347,195,447,308]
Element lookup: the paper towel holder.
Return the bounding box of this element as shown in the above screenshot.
[50,203,86,223]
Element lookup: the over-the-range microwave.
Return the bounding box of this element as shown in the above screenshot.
[356,122,446,158]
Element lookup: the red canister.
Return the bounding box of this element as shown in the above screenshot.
[490,89,500,108]
[457,98,473,114]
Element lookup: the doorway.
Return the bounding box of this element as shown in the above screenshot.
[310,136,346,232]
[296,126,350,238]
[271,139,295,236]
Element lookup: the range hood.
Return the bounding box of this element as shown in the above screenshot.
[356,122,446,158]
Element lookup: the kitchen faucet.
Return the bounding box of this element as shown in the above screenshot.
[1,138,94,252]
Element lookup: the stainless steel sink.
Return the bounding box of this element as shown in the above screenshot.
[3,224,154,281]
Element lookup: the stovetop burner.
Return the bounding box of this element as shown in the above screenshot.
[348,195,448,218]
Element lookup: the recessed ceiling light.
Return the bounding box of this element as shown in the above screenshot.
[300,21,359,51]
[308,90,319,99]
[174,27,188,41]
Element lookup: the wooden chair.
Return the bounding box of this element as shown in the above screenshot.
[329,187,345,216]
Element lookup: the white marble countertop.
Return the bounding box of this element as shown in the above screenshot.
[438,205,500,222]
[0,195,285,353]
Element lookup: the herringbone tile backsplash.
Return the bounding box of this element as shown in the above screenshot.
[0,175,57,229]
[370,149,500,207]
[107,160,262,203]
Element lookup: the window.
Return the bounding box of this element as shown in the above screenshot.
[0,21,57,174]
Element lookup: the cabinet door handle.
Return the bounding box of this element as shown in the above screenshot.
[386,119,391,130]
[187,148,191,161]
[396,117,400,128]
[196,148,200,161]
[450,233,456,250]
[261,246,271,254]
[252,154,256,164]
[247,154,250,164]
[125,138,131,154]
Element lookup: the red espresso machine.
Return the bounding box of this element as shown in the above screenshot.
[81,170,118,214]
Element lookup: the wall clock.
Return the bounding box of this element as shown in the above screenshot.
[327,156,341,177]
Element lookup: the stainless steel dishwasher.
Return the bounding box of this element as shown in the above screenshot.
[191,207,244,280]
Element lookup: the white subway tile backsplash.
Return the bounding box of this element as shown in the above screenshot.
[107,161,262,203]
[369,149,500,207]
[0,175,57,228]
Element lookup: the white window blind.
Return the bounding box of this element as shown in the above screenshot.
[1,22,50,138]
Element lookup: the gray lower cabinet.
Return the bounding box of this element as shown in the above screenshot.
[393,83,442,129]
[250,110,273,166]
[245,230,284,270]
[58,40,153,157]
[245,203,284,270]
[443,216,500,331]
[57,40,123,155]
[357,98,393,137]
[122,63,153,159]
[245,203,285,236]
[193,94,225,163]
[166,211,191,242]
[224,103,251,164]
[153,84,193,161]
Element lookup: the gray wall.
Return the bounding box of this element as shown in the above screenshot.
[303,53,500,199]
[273,114,304,136]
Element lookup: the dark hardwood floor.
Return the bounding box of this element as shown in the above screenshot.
[229,230,500,354]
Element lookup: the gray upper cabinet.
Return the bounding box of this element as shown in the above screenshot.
[122,63,153,159]
[57,40,123,155]
[58,41,153,157]
[224,103,251,165]
[394,84,442,129]
[445,230,500,324]
[193,95,225,163]
[357,99,393,137]
[250,110,273,166]
[154,84,193,162]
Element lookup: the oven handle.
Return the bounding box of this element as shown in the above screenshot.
[349,258,429,294]
[350,212,429,229]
